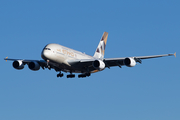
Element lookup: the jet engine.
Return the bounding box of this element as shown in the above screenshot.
[13,60,24,70]
[28,61,40,71]
[93,60,105,70]
[124,57,136,67]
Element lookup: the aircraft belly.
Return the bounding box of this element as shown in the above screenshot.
[55,54,66,63]
[50,56,82,73]
[56,63,95,73]
[69,63,97,73]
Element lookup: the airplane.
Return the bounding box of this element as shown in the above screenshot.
[4,32,176,78]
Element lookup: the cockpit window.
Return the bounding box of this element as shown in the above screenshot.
[44,48,51,50]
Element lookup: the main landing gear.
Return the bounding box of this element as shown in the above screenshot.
[56,72,91,78]
[57,72,64,78]
[57,72,75,78]
[78,73,91,78]
[67,74,75,78]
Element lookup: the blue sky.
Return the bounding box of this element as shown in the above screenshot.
[0,0,180,120]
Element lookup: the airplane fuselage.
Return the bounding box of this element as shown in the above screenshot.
[41,43,96,73]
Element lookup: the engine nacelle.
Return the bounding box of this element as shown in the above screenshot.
[28,61,40,71]
[124,57,136,67]
[13,60,24,70]
[93,60,105,70]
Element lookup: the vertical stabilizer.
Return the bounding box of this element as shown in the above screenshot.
[93,32,108,59]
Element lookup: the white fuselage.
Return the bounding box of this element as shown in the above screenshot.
[41,43,95,73]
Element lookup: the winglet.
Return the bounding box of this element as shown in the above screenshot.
[174,52,176,57]
[5,56,8,62]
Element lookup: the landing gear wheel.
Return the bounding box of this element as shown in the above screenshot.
[57,72,64,78]
[59,74,63,77]
[78,73,91,78]
[67,74,75,78]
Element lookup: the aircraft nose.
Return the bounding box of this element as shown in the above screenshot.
[41,50,48,60]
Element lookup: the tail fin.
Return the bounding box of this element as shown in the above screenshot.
[93,32,108,59]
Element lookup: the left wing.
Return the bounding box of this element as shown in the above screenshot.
[67,53,176,71]
[104,52,176,68]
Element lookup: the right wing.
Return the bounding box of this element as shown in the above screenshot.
[4,57,47,69]
[4,57,63,71]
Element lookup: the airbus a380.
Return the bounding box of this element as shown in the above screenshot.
[4,32,176,78]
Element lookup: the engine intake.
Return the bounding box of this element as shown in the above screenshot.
[13,60,24,70]
[124,57,136,67]
[93,60,105,70]
[28,61,40,71]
